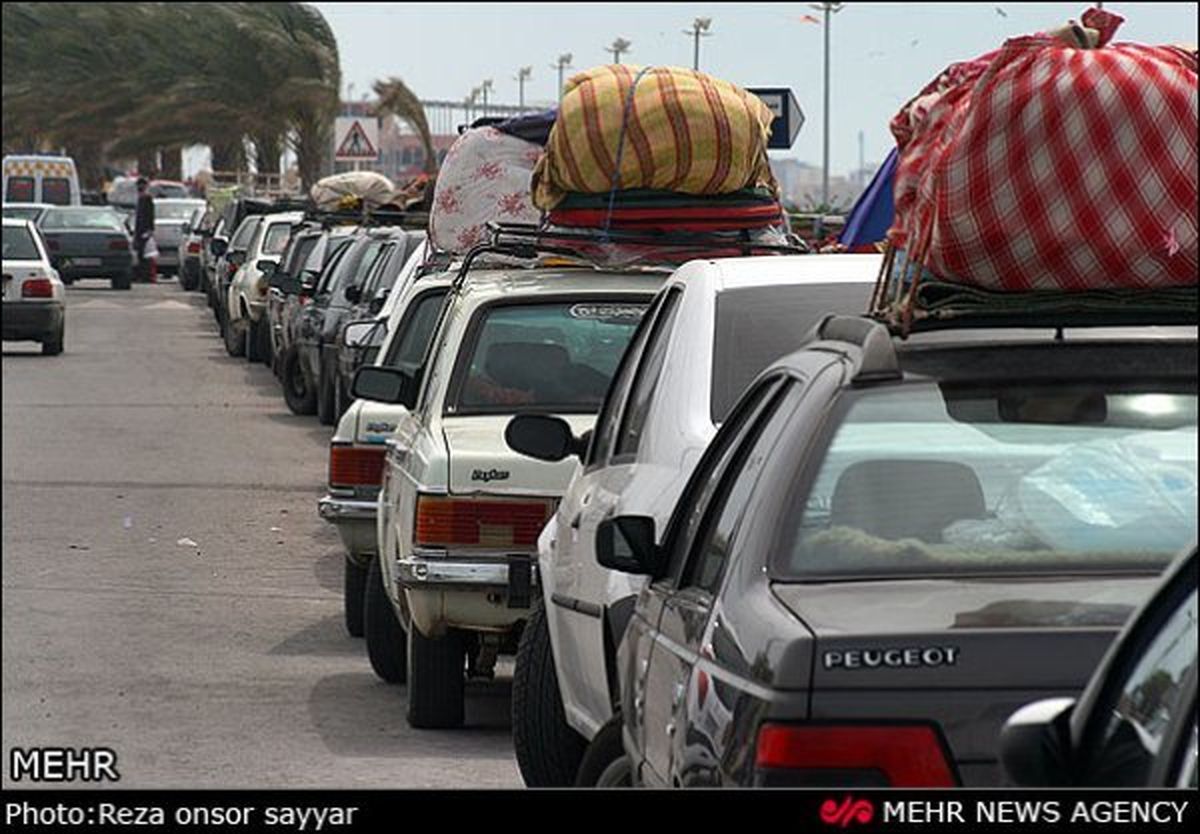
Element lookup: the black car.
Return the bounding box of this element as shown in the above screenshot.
[275,228,356,415]
[294,228,401,425]
[1002,546,1197,788]
[36,206,133,289]
[593,315,1197,787]
[266,222,324,373]
[333,230,426,411]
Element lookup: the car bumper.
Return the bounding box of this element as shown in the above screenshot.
[318,494,376,522]
[2,301,64,339]
[396,552,536,595]
[54,257,132,279]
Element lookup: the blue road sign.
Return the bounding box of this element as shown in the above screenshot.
[747,87,805,150]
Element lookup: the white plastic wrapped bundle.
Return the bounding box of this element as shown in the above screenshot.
[430,127,543,255]
[310,171,397,212]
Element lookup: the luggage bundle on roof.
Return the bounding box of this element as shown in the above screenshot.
[871,7,1198,332]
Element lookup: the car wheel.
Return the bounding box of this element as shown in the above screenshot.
[245,317,265,363]
[316,364,336,426]
[406,626,466,729]
[512,601,588,786]
[181,271,197,292]
[364,556,408,679]
[41,323,65,356]
[575,713,629,787]
[112,271,131,291]
[223,316,245,358]
[334,372,350,418]
[344,556,367,639]
[282,347,317,415]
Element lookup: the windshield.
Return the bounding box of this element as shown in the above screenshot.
[3,224,42,260]
[780,383,1198,579]
[449,300,649,415]
[3,205,43,221]
[155,201,203,220]
[149,182,189,199]
[40,208,126,231]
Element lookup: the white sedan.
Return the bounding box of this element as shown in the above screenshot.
[2,217,66,355]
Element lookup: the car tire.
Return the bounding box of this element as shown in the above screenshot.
[223,315,245,358]
[334,371,349,419]
[316,364,336,426]
[344,556,367,639]
[282,347,317,415]
[246,317,265,363]
[181,271,197,292]
[364,556,407,679]
[406,626,466,729]
[512,601,588,786]
[575,713,630,787]
[112,272,131,291]
[41,323,65,356]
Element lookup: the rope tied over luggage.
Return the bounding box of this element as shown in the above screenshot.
[603,65,656,238]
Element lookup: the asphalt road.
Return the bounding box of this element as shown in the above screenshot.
[2,279,521,788]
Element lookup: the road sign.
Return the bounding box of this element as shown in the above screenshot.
[747,87,804,150]
[334,116,379,162]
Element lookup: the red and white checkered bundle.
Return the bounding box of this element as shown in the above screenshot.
[888,8,1198,291]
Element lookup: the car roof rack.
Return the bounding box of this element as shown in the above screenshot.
[803,314,901,384]
[301,206,429,231]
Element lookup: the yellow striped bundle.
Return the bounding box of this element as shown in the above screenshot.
[531,65,780,210]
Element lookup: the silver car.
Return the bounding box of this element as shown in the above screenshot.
[152,198,206,276]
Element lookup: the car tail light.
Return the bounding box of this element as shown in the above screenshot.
[108,238,129,250]
[754,724,957,787]
[22,278,54,298]
[414,494,553,550]
[328,444,387,488]
[187,241,201,254]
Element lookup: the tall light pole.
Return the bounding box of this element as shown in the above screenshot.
[606,37,632,63]
[480,78,493,116]
[811,2,843,212]
[516,66,532,109]
[552,53,574,102]
[684,17,713,71]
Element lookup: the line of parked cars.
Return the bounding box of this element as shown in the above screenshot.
[173,189,1197,791]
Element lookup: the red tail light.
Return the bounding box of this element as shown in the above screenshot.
[22,278,54,298]
[414,494,553,550]
[754,724,956,787]
[328,444,386,488]
[108,238,129,250]
[187,241,201,254]
[226,263,238,279]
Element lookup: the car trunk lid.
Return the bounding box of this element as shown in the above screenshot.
[443,414,594,497]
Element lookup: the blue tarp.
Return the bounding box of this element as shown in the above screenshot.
[839,147,897,250]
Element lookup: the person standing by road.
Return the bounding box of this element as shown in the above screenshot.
[132,176,156,283]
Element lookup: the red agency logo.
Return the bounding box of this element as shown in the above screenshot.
[820,796,875,828]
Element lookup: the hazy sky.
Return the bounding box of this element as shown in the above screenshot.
[313,2,1197,175]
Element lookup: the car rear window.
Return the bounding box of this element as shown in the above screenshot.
[780,382,1198,578]
[41,177,72,205]
[6,177,35,203]
[712,282,872,422]
[40,208,125,231]
[448,300,649,415]
[150,182,189,199]
[3,205,42,221]
[3,225,41,260]
[155,202,201,220]
[261,222,293,256]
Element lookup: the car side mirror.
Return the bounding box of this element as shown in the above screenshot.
[1000,698,1076,787]
[368,288,389,315]
[343,320,382,348]
[210,236,228,257]
[256,259,277,276]
[352,366,417,409]
[268,271,288,289]
[505,414,588,462]
[181,222,191,235]
[277,275,302,295]
[596,516,663,577]
[344,284,362,304]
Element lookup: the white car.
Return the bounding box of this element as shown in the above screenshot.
[358,266,664,729]
[319,250,455,639]
[152,197,206,276]
[2,217,66,355]
[503,253,882,785]
[226,210,304,362]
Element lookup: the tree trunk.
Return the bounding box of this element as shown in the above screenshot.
[160,145,183,181]
[69,142,105,191]
[292,118,332,191]
[252,133,282,178]
[136,150,157,178]
[209,138,244,175]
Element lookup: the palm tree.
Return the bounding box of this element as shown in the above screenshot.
[374,78,439,176]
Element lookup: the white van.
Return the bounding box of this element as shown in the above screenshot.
[3,155,81,206]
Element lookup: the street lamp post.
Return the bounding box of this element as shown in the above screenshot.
[810,2,843,216]
[480,79,493,116]
[606,37,632,63]
[552,53,574,102]
[684,17,713,71]
[516,66,532,109]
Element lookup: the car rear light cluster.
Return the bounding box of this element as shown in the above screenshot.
[414,494,553,550]
[187,241,202,254]
[108,239,130,250]
[328,444,387,488]
[754,724,957,787]
[21,278,54,298]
